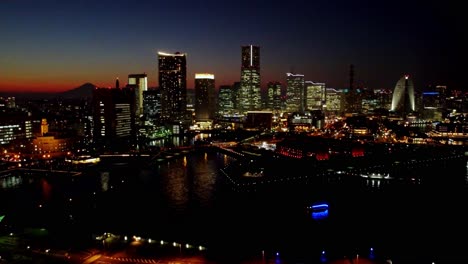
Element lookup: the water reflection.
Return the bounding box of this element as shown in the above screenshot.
[158,151,228,212]
[194,133,211,142]
[365,178,381,188]
[192,153,220,208]
[2,147,467,261]
[148,136,192,148]
[465,161,468,184]
[100,171,110,192]
[0,175,23,188]
[41,178,52,201]
[161,160,189,211]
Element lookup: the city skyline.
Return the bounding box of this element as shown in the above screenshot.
[0,0,465,93]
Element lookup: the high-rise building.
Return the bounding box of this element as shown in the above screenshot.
[286,73,305,113]
[194,73,216,121]
[240,45,261,112]
[305,81,326,111]
[92,87,134,150]
[267,81,282,112]
[373,88,393,110]
[127,73,148,118]
[143,89,161,122]
[218,85,234,116]
[325,88,342,115]
[158,51,187,123]
[231,82,241,113]
[391,75,415,117]
[186,88,195,120]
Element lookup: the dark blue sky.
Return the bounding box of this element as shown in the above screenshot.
[0,0,465,92]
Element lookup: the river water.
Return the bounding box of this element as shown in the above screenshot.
[1,143,468,263]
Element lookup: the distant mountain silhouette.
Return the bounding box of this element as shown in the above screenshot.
[57,82,96,99]
[0,83,97,100]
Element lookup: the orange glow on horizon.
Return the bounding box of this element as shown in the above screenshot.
[0,74,271,93]
[0,81,106,93]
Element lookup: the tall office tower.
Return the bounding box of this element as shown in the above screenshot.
[158,51,187,123]
[127,73,148,118]
[239,45,261,112]
[267,81,282,112]
[194,73,216,121]
[391,75,415,117]
[231,82,241,113]
[325,88,343,114]
[92,87,134,150]
[186,88,195,119]
[116,77,120,89]
[218,85,234,116]
[143,89,161,123]
[286,73,305,113]
[305,81,326,111]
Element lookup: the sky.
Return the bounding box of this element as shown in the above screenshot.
[0,0,466,93]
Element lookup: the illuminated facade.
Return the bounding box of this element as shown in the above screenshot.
[127,73,148,118]
[391,75,415,115]
[32,136,69,157]
[143,89,161,122]
[325,88,342,114]
[286,73,305,113]
[92,87,134,149]
[267,81,282,112]
[194,73,216,121]
[305,81,326,111]
[114,103,132,138]
[40,118,49,136]
[218,85,234,116]
[240,45,261,112]
[158,51,187,122]
[0,111,32,145]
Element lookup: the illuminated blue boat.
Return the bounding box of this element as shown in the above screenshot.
[307,202,329,220]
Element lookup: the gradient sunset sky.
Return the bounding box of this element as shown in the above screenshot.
[0,0,465,93]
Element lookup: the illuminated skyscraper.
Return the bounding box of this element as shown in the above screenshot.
[286,73,305,113]
[267,81,282,112]
[240,45,261,112]
[127,73,148,118]
[158,51,187,123]
[218,85,234,116]
[92,87,134,150]
[194,73,216,121]
[325,88,342,114]
[305,81,326,111]
[391,75,415,116]
[143,89,161,122]
[231,82,241,113]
